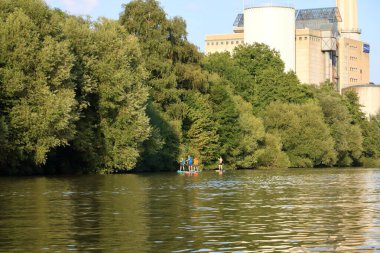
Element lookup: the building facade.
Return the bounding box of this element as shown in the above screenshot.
[295,28,326,85]
[338,38,370,92]
[204,0,370,89]
[205,33,244,55]
[204,0,376,116]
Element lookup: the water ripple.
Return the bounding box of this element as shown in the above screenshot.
[0,169,380,252]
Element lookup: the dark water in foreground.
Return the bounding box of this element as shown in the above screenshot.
[1,169,380,252]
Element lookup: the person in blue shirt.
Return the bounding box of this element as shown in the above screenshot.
[187,155,193,171]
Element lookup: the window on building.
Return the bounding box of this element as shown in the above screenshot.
[216,42,218,45]
[226,41,229,45]
[305,37,308,40]
[299,37,302,40]
[231,41,234,45]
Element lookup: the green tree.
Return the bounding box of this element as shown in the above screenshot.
[314,84,363,166]
[233,43,285,77]
[209,81,240,164]
[137,101,180,171]
[90,19,151,172]
[253,69,313,112]
[263,102,337,167]
[360,119,380,163]
[202,52,254,101]
[232,96,266,169]
[210,44,314,112]
[344,89,366,125]
[54,15,106,172]
[0,9,78,172]
[0,0,153,174]
[255,133,290,169]
[120,0,211,171]
[183,92,219,165]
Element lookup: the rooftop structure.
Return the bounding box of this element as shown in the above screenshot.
[295,7,342,23]
[234,9,342,40]
[233,13,244,33]
[232,7,342,34]
[295,7,341,34]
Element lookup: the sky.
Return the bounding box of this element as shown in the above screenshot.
[44,0,379,83]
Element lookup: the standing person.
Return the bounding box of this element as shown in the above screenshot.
[194,157,199,171]
[185,157,189,171]
[188,155,193,172]
[179,157,185,171]
[218,156,223,172]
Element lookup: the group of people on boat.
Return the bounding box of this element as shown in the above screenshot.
[179,156,223,172]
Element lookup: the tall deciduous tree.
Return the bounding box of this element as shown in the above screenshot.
[92,19,151,172]
[209,81,240,163]
[263,102,337,167]
[0,8,77,172]
[232,96,266,168]
[184,92,219,165]
[314,84,363,166]
[202,52,254,101]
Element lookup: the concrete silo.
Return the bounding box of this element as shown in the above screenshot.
[343,85,380,117]
[244,0,295,71]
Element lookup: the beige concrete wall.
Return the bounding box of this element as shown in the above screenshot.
[205,34,244,55]
[345,86,380,117]
[296,29,326,85]
[338,38,370,92]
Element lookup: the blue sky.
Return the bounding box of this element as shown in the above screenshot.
[44,0,379,83]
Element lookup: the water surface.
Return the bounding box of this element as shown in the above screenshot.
[0,168,380,252]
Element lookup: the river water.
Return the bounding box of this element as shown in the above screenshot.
[0,168,380,252]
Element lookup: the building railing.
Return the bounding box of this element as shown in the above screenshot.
[244,0,295,9]
[340,28,362,34]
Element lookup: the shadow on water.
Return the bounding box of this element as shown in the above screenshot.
[0,169,380,252]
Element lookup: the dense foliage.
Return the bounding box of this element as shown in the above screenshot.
[0,0,379,175]
[0,0,150,174]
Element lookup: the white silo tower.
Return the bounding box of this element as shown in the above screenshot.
[244,0,295,72]
[337,0,361,40]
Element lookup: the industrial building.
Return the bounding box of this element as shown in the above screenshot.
[205,0,378,117]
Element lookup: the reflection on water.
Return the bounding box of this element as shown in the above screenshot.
[0,169,380,252]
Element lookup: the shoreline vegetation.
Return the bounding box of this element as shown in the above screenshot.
[1,0,380,176]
